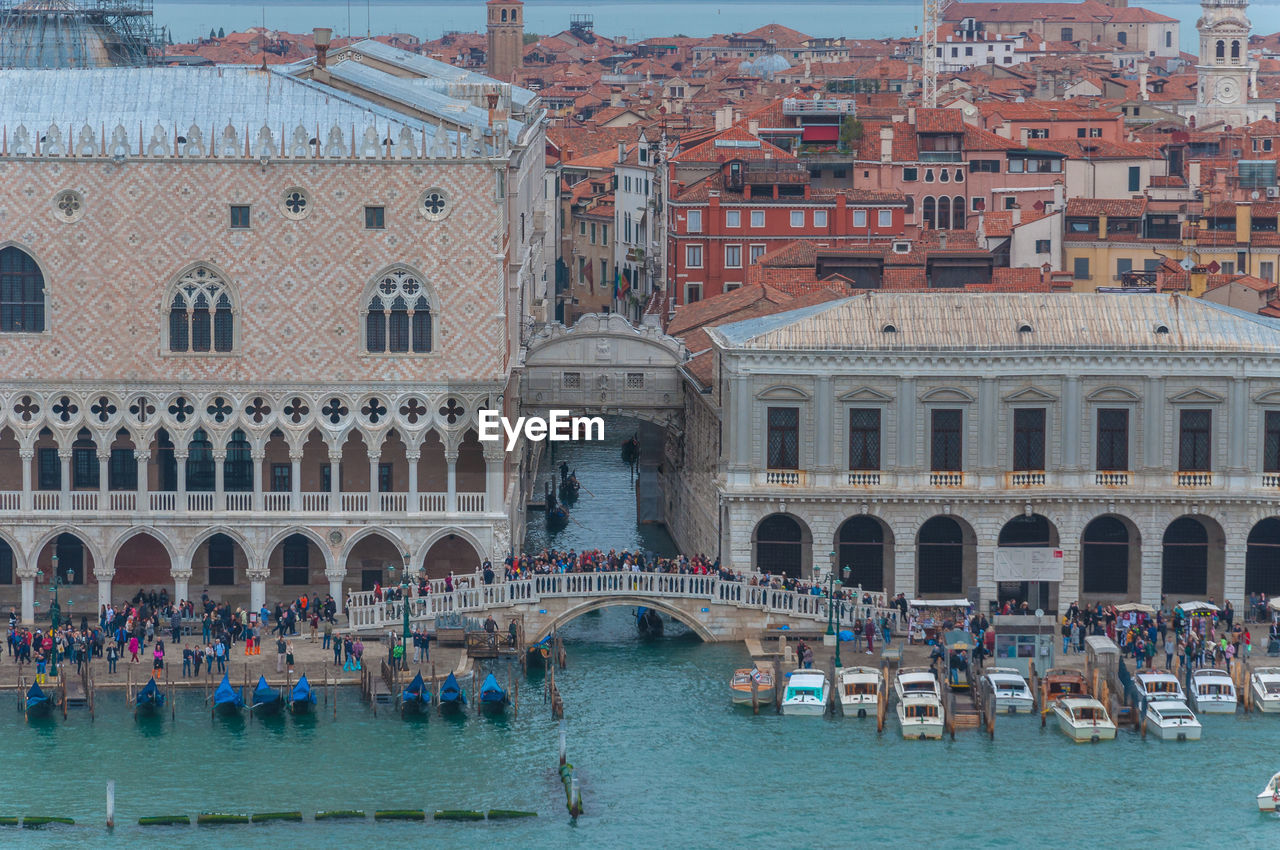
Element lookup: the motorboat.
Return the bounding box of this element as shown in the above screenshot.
[251,675,283,716]
[1257,771,1280,812]
[25,682,52,720]
[896,693,945,739]
[1250,667,1280,713]
[439,672,467,713]
[780,670,829,716]
[982,667,1035,714]
[479,674,509,713]
[1144,698,1202,741]
[1051,697,1117,743]
[1041,668,1088,702]
[835,666,882,717]
[134,677,166,716]
[1134,669,1186,703]
[212,674,245,716]
[729,667,775,707]
[894,667,942,703]
[400,672,431,717]
[1189,668,1237,715]
[289,674,317,715]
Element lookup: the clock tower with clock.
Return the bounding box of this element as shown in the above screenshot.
[1193,0,1255,127]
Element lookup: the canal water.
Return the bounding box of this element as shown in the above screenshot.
[1,424,1278,847]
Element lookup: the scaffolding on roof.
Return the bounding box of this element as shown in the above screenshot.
[0,0,162,68]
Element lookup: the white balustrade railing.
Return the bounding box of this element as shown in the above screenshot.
[0,491,19,511]
[344,570,901,635]
[340,492,368,512]
[264,492,292,512]
[32,492,60,511]
[420,492,447,512]
[149,491,176,512]
[300,492,329,512]
[1176,471,1212,488]
[69,491,98,511]
[380,492,407,513]
[457,492,486,512]
[1095,471,1131,487]
[109,492,136,512]
[187,492,215,512]
[225,492,253,511]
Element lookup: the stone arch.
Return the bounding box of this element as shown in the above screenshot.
[186,525,257,568]
[835,515,894,594]
[31,527,100,588]
[418,529,485,579]
[1161,514,1225,604]
[1246,518,1280,597]
[1080,514,1141,603]
[996,513,1060,612]
[261,526,335,574]
[344,529,408,591]
[536,596,716,643]
[109,528,175,594]
[340,526,408,568]
[0,529,23,585]
[752,513,812,579]
[915,514,977,598]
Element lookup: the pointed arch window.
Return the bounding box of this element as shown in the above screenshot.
[225,429,252,491]
[364,268,434,354]
[186,429,215,491]
[167,266,235,353]
[0,245,46,333]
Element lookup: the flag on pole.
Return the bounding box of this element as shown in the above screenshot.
[613,266,622,300]
[619,267,631,299]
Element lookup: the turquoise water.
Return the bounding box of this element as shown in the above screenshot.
[1,418,1278,847]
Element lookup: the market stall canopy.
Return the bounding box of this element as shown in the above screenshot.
[1115,603,1156,614]
[1269,598,1280,612]
[909,599,972,608]
[1179,601,1219,613]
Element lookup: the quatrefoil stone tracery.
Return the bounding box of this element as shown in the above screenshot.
[439,398,464,424]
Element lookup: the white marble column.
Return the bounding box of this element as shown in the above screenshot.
[1058,545,1081,611]
[896,377,916,469]
[291,452,304,511]
[213,449,226,510]
[814,376,832,473]
[1140,532,1163,608]
[1228,376,1247,488]
[58,449,71,509]
[249,568,268,612]
[19,449,33,513]
[1142,376,1164,471]
[175,450,188,513]
[445,450,458,513]
[172,569,192,607]
[96,570,114,609]
[326,569,346,608]
[368,455,380,506]
[1063,376,1081,478]
[895,539,916,600]
[135,450,150,511]
[19,569,35,625]
[251,450,265,512]
[328,450,341,510]
[407,451,421,514]
[484,447,505,512]
[97,450,110,505]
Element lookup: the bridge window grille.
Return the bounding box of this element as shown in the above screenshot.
[562,372,581,389]
[1162,517,1208,596]
[625,373,645,390]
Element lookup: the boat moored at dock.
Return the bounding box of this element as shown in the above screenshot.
[730,667,775,707]
[133,678,166,717]
[25,682,52,721]
[251,675,283,716]
[1190,668,1237,715]
[780,670,829,716]
[1134,669,1186,703]
[835,666,882,717]
[290,675,317,715]
[1250,667,1280,713]
[479,674,509,713]
[212,675,245,717]
[1258,772,1280,812]
[894,668,944,739]
[439,672,467,713]
[1051,697,1117,743]
[982,667,1035,714]
[1144,698,1202,741]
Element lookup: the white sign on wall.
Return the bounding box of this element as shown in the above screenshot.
[994,547,1064,582]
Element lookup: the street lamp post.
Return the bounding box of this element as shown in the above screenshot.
[41,554,74,679]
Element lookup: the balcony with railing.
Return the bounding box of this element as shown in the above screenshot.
[1008,471,1046,487]
[1095,471,1132,487]
[846,471,881,487]
[0,488,490,517]
[928,471,964,488]
[1175,471,1213,488]
[762,469,804,486]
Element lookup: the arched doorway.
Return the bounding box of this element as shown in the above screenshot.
[35,532,95,621]
[113,532,173,604]
[996,514,1060,613]
[421,533,482,580]
[1162,516,1225,603]
[753,514,811,579]
[266,532,328,602]
[835,516,893,593]
[1247,518,1280,597]
[346,533,405,591]
[916,516,975,597]
[1081,515,1140,602]
[192,532,250,598]
[0,536,14,587]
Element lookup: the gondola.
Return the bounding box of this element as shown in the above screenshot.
[637,607,664,638]
[479,674,509,713]
[546,504,569,530]
[526,636,552,665]
[251,675,283,716]
[401,672,431,717]
[439,672,467,713]
[134,677,166,716]
[558,474,580,503]
[213,674,245,716]
[621,435,639,464]
[25,682,52,720]
[289,674,316,715]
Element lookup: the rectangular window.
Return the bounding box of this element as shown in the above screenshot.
[726,210,741,228]
[686,244,703,268]
[109,448,136,491]
[0,545,11,585]
[1221,261,1235,275]
[1266,411,1280,473]
[684,282,702,303]
[848,408,881,470]
[750,210,765,228]
[687,210,702,233]
[790,210,804,228]
[378,463,393,493]
[1012,408,1046,471]
[37,447,59,491]
[625,373,645,390]
[579,220,586,236]
[601,224,608,243]
[229,205,250,229]
[1178,409,1212,472]
[72,446,98,489]
[364,205,385,229]
[767,407,800,469]
[930,409,963,471]
[903,167,918,182]
[1128,165,1141,192]
[725,244,742,268]
[1035,239,1051,254]
[878,210,893,228]
[1262,261,1275,282]
[590,222,597,244]
[1073,257,1090,280]
[1097,409,1129,471]
[562,371,582,389]
[853,209,867,227]
[321,464,339,493]
[750,244,767,264]
[813,210,828,228]
[270,463,291,493]
[1117,258,1132,279]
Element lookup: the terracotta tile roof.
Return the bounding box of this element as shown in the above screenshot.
[982,212,1014,238]
[672,124,797,163]
[1149,175,1187,187]
[916,108,966,134]
[943,1,1176,25]
[1206,274,1277,293]
[1064,198,1148,218]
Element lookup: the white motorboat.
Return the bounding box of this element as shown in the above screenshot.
[1189,668,1237,715]
[896,692,945,739]
[894,667,942,702]
[835,666,882,717]
[982,667,1035,714]
[1134,669,1186,703]
[1258,771,1280,812]
[1250,667,1280,713]
[1051,697,1117,743]
[1144,697,1202,741]
[780,670,829,716]
[729,667,775,707]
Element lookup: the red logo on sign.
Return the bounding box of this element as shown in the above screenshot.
[1207,260,1221,274]
[1053,550,1063,558]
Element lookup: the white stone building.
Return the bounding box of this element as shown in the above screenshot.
[666,292,1280,615]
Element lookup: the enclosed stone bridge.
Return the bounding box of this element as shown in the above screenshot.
[345,570,896,642]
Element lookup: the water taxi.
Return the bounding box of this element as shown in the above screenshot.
[1257,771,1280,812]
[1134,669,1186,703]
[1250,667,1280,713]
[1041,668,1088,702]
[1189,668,1237,714]
[729,667,775,707]
[1143,697,1201,741]
[1051,697,1117,743]
[895,668,945,739]
[982,667,1035,714]
[894,667,942,702]
[780,670,829,716]
[835,666,882,717]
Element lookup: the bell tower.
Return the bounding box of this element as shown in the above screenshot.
[486,0,524,82]
[1194,0,1252,127]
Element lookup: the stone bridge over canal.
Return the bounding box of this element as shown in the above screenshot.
[345,570,897,643]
